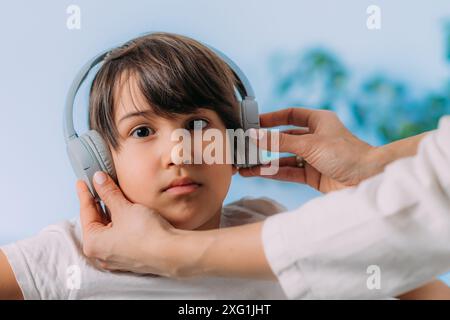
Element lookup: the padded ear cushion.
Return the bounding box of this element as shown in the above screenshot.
[83,130,117,181]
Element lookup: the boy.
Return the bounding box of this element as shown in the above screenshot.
[0,33,288,299]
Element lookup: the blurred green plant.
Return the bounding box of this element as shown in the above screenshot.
[270,22,450,144]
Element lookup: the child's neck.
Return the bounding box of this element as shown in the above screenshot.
[194,206,222,231]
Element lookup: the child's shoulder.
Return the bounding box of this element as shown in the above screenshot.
[221,197,288,228]
[35,218,81,242]
[7,218,82,256]
[0,218,83,299]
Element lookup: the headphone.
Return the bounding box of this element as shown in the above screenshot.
[64,32,261,202]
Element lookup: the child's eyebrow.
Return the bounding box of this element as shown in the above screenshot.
[118,110,154,124]
[118,108,211,125]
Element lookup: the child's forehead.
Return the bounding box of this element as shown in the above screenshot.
[112,69,223,127]
[113,71,153,120]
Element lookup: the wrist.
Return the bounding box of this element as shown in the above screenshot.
[161,228,216,278]
[361,145,391,180]
[361,132,429,181]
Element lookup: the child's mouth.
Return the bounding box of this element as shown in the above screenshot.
[164,183,202,195]
[162,177,202,195]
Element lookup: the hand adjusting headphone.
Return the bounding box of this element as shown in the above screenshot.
[64,32,261,202]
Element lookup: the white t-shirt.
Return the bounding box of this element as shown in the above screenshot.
[2,197,287,300]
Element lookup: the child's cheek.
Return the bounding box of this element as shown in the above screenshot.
[114,152,160,204]
[205,164,233,200]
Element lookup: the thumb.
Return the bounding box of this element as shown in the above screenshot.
[250,129,315,157]
[93,171,132,215]
[76,180,106,235]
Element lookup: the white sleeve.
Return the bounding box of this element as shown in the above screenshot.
[0,220,81,300]
[262,116,450,299]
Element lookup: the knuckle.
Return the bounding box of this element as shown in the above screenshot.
[82,196,94,210]
[83,243,97,258]
[286,107,296,125]
[322,109,337,119]
[102,186,120,204]
[301,135,316,157]
[278,133,289,151]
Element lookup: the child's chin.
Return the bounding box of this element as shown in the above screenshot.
[162,212,198,229]
[170,221,198,231]
[169,214,216,231]
[159,203,221,230]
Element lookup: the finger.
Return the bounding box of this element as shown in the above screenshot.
[274,156,299,167]
[239,157,298,177]
[281,127,310,135]
[76,180,106,235]
[240,162,321,190]
[240,156,299,172]
[240,165,307,184]
[94,260,127,273]
[251,129,315,156]
[259,107,316,128]
[303,163,321,191]
[92,171,132,216]
[93,258,110,270]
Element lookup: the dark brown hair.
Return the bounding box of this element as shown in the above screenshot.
[88,32,242,152]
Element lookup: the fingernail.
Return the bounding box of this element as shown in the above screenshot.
[94,171,107,185]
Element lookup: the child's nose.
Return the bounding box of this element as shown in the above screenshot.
[159,129,196,168]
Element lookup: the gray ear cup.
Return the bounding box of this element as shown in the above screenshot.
[66,130,115,207]
[82,130,117,181]
[66,135,105,201]
[235,98,261,168]
[240,98,260,130]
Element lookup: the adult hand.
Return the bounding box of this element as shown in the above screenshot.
[76,171,181,276]
[76,172,272,279]
[240,108,377,193]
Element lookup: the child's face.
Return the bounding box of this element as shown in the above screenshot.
[110,75,237,230]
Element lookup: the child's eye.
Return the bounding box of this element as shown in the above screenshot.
[187,119,209,131]
[130,126,155,138]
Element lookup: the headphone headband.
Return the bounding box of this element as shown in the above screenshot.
[63,33,256,143]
